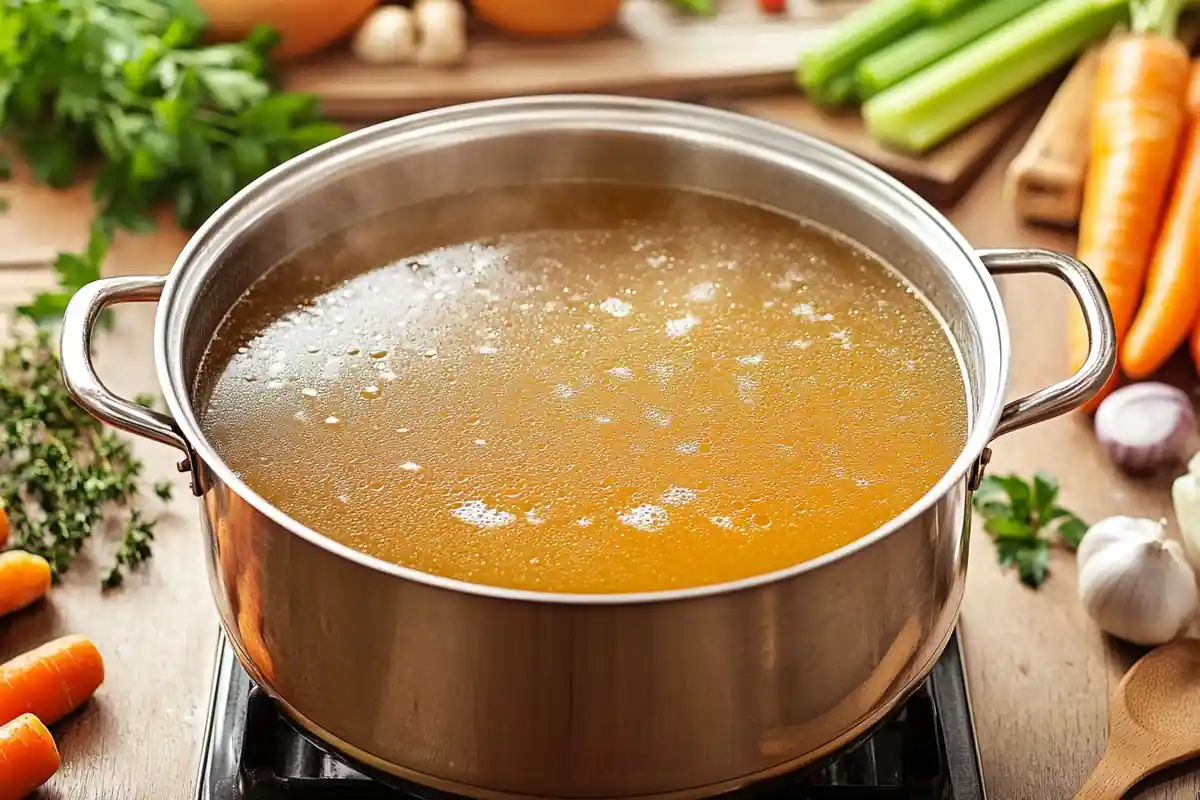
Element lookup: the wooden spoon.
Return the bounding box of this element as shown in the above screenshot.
[1076,639,1200,799]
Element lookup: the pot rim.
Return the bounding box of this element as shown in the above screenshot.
[156,95,1008,606]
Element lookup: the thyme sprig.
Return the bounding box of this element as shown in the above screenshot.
[0,327,168,586]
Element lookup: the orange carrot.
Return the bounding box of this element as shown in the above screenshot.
[1192,306,1200,369]
[0,635,104,727]
[1123,63,1200,378]
[0,507,9,549]
[0,714,59,800]
[1070,19,1192,411]
[0,551,51,618]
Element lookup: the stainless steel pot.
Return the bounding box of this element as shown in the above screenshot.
[59,96,1115,800]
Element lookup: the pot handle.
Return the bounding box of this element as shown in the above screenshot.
[60,276,200,493]
[978,248,1116,440]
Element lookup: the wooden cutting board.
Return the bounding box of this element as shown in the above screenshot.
[281,0,1044,207]
[721,89,1046,207]
[281,0,863,118]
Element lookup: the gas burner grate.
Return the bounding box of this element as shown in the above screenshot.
[198,633,985,800]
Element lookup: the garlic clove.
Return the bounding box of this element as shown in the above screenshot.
[1173,468,1200,571]
[351,6,418,65]
[1094,382,1197,476]
[1077,521,1198,646]
[414,0,468,67]
[1188,451,1200,479]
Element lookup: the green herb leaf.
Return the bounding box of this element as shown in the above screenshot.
[15,292,72,324]
[973,471,1086,587]
[1013,538,1051,587]
[1057,515,1088,549]
[1032,470,1059,522]
[983,514,1033,540]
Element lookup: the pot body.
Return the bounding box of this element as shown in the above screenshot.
[59,97,1115,799]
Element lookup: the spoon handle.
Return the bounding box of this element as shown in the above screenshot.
[1074,749,1145,800]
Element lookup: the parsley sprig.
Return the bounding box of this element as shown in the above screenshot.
[0,328,170,586]
[0,0,345,321]
[973,471,1088,588]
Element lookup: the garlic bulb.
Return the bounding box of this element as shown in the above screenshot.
[1172,452,1200,569]
[351,6,418,65]
[1077,515,1198,646]
[1076,515,1162,574]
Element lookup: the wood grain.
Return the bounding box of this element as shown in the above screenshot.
[0,113,1196,800]
[281,0,859,119]
[1006,46,1101,227]
[1076,640,1200,799]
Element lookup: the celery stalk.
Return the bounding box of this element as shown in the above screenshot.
[862,0,1126,153]
[667,0,716,15]
[924,0,983,18]
[797,0,927,96]
[856,0,1049,98]
[1130,0,1189,36]
[810,71,859,108]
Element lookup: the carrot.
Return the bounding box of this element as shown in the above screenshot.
[1124,63,1200,377]
[1192,306,1200,369]
[1070,2,1192,410]
[0,714,59,800]
[0,551,51,618]
[0,635,104,728]
[0,507,8,549]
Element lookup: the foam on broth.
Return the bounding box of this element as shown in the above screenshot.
[199,184,968,594]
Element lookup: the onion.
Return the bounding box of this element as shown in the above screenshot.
[1094,382,1197,475]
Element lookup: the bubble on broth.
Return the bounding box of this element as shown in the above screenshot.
[599,297,632,318]
[661,486,697,506]
[644,407,672,427]
[618,504,669,533]
[687,282,716,302]
[665,315,699,337]
[452,500,516,529]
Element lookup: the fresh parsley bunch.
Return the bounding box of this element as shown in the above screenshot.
[0,0,345,320]
[973,471,1088,588]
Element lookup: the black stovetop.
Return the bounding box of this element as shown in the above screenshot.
[196,632,986,800]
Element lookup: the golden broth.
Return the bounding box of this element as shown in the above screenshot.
[199,185,968,594]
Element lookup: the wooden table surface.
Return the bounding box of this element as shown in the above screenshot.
[0,127,1194,800]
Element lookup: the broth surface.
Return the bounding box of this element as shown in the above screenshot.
[200,185,968,593]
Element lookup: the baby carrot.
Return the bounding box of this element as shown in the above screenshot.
[1124,63,1200,377]
[0,635,105,727]
[1070,5,1192,410]
[0,714,59,800]
[0,551,51,618]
